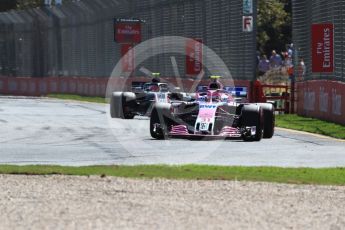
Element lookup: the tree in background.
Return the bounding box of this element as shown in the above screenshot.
[0,0,17,12]
[0,0,68,11]
[257,0,292,56]
[16,0,45,10]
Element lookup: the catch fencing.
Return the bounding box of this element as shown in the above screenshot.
[292,0,345,124]
[0,0,257,82]
[292,0,345,81]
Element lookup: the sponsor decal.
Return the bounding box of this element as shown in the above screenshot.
[312,24,334,73]
[198,104,217,121]
[199,104,217,109]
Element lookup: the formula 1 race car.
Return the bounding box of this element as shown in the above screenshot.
[150,76,275,141]
[110,74,191,119]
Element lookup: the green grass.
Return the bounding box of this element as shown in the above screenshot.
[276,114,345,139]
[1,165,345,186]
[47,94,106,104]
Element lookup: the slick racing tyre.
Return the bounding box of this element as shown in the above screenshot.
[257,103,275,139]
[241,104,264,142]
[150,103,172,139]
[110,92,136,119]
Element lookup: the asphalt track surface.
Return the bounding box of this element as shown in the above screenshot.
[0,97,344,167]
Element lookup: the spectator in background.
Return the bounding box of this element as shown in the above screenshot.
[285,54,294,81]
[256,50,261,67]
[297,58,306,81]
[258,55,270,76]
[269,50,283,69]
[281,51,291,68]
[281,51,288,60]
[287,43,294,57]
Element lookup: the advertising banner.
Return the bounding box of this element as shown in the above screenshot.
[312,24,334,73]
[114,19,142,44]
[121,44,135,73]
[243,0,253,14]
[186,39,203,75]
[243,16,253,32]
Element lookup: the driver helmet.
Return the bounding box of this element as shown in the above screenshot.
[151,72,161,83]
[208,76,223,90]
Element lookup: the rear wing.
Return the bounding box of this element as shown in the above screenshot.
[224,86,248,102]
[223,86,248,98]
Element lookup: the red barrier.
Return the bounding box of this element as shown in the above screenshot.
[0,77,8,95]
[0,76,109,97]
[297,80,345,125]
[0,76,252,102]
[2,77,41,96]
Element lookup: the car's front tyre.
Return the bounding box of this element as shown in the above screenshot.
[150,103,172,139]
[241,104,264,142]
[259,103,275,139]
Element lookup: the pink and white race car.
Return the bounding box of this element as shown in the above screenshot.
[150,76,275,141]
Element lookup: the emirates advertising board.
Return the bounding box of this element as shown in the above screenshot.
[312,24,334,73]
[114,18,142,44]
[186,39,203,75]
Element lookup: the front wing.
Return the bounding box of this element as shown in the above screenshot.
[168,125,256,139]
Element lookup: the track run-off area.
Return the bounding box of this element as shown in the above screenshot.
[0,96,344,167]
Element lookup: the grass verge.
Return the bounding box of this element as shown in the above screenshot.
[47,94,106,104]
[276,114,345,139]
[1,165,345,186]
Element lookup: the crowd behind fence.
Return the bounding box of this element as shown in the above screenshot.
[0,0,257,81]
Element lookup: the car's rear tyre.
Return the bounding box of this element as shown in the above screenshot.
[150,103,172,139]
[241,104,263,142]
[258,103,275,138]
[110,92,136,119]
[122,92,136,119]
[110,92,122,118]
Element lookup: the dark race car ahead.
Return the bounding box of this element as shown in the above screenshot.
[150,77,275,142]
[110,81,192,119]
